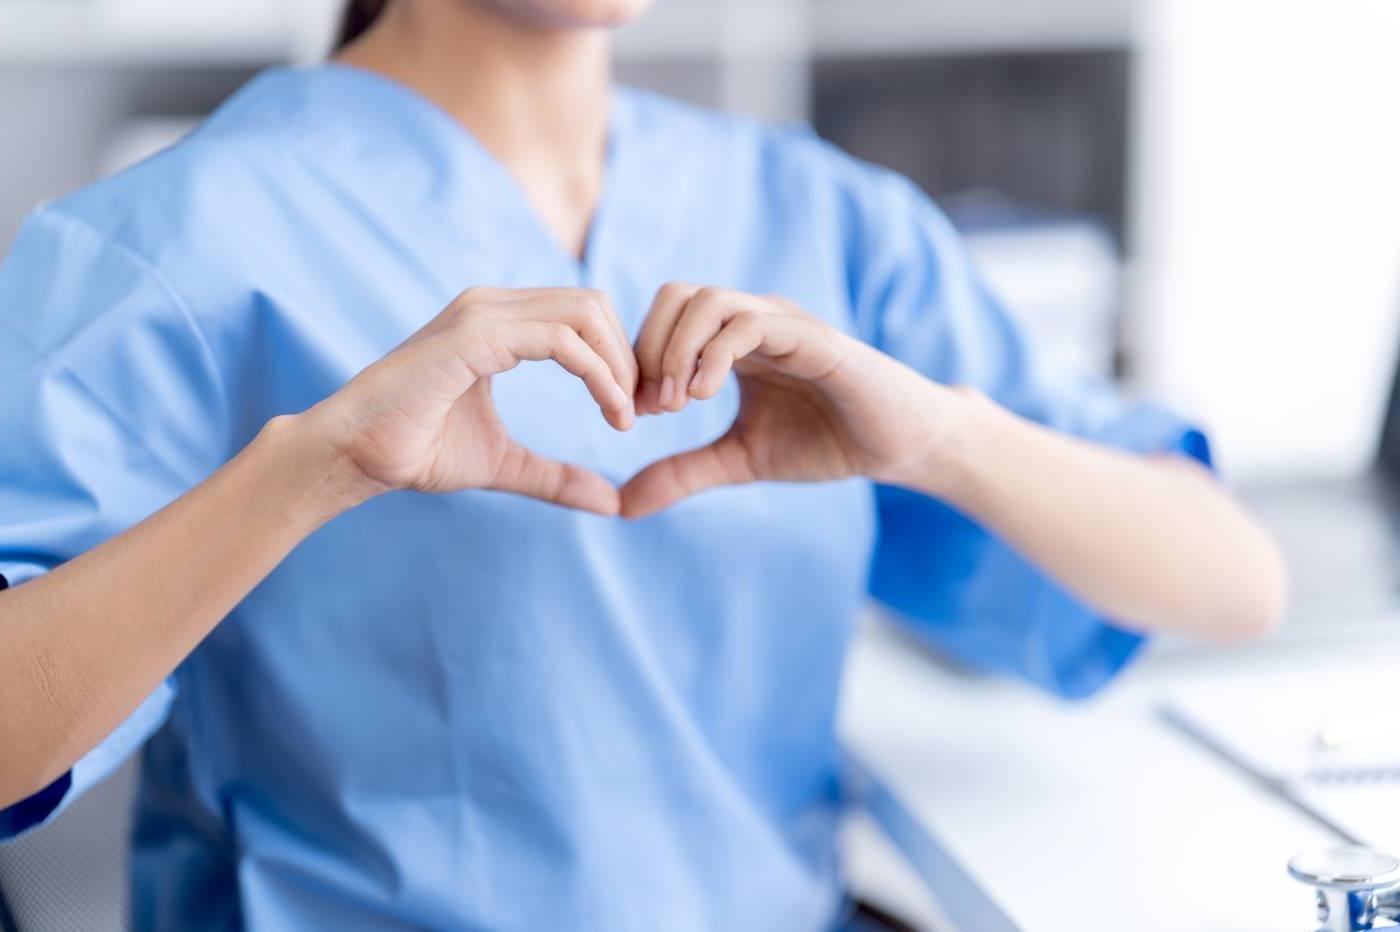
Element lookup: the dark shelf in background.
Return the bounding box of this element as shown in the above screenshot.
[813,49,1132,247]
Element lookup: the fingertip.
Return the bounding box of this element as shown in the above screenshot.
[689,362,725,400]
[601,383,636,430]
[617,477,658,520]
[618,493,658,520]
[662,375,691,413]
[559,465,620,516]
[688,367,712,399]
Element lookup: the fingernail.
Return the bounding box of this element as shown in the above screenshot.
[689,367,705,395]
[659,376,676,408]
[611,382,629,410]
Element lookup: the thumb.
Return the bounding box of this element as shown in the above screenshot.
[489,442,620,515]
[620,434,755,519]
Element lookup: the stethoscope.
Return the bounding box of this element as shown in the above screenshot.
[1290,845,1400,930]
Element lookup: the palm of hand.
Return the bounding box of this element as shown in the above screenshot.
[726,364,870,484]
[327,367,504,495]
[732,350,940,486]
[377,376,602,507]
[415,379,514,494]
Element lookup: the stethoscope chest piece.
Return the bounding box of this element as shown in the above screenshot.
[1289,845,1400,930]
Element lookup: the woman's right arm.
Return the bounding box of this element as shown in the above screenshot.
[0,286,636,810]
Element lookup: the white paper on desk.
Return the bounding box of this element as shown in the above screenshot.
[1293,782,1400,854]
[1165,672,1400,853]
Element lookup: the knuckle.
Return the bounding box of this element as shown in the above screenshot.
[767,293,800,316]
[661,343,688,374]
[578,353,607,382]
[731,310,761,331]
[456,285,490,308]
[572,292,604,317]
[547,320,576,344]
[658,281,691,301]
[697,343,722,367]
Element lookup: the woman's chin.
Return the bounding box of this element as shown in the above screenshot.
[486,0,655,30]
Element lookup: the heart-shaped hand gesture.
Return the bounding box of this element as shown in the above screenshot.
[622,284,956,517]
[312,283,955,518]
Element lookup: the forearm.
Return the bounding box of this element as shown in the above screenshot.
[918,389,1288,639]
[0,413,363,809]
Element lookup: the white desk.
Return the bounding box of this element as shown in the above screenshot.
[839,619,1400,932]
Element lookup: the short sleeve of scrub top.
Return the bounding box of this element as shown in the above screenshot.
[842,165,1211,698]
[0,209,227,838]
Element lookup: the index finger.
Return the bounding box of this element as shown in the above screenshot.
[500,289,633,371]
[501,319,633,430]
[633,282,701,414]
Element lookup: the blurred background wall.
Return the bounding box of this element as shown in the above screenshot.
[1,0,1398,477]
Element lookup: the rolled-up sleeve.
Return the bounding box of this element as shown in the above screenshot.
[842,165,1212,698]
[0,208,227,839]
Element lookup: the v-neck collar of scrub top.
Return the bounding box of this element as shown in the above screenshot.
[305,62,628,292]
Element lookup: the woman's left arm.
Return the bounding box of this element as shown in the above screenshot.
[625,288,1287,640]
[902,383,1287,639]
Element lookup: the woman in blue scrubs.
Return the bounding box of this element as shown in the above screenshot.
[0,1,1285,928]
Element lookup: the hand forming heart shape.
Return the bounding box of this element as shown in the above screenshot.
[307,284,962,518]
[619,284,959,518]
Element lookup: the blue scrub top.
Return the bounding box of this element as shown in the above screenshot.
[0,65,1207,930]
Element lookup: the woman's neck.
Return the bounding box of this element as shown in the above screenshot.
[337,0,613,259]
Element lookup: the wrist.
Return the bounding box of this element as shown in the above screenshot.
[899,384,1000,502]
[251,410,387,527]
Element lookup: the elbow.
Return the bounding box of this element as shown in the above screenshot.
[0,727,67,815]
[1225,582,1287,642]
[1252,545,1290,638]
[0,787,25,816]
[1216,527,1290,641]
[0,766,43,814]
